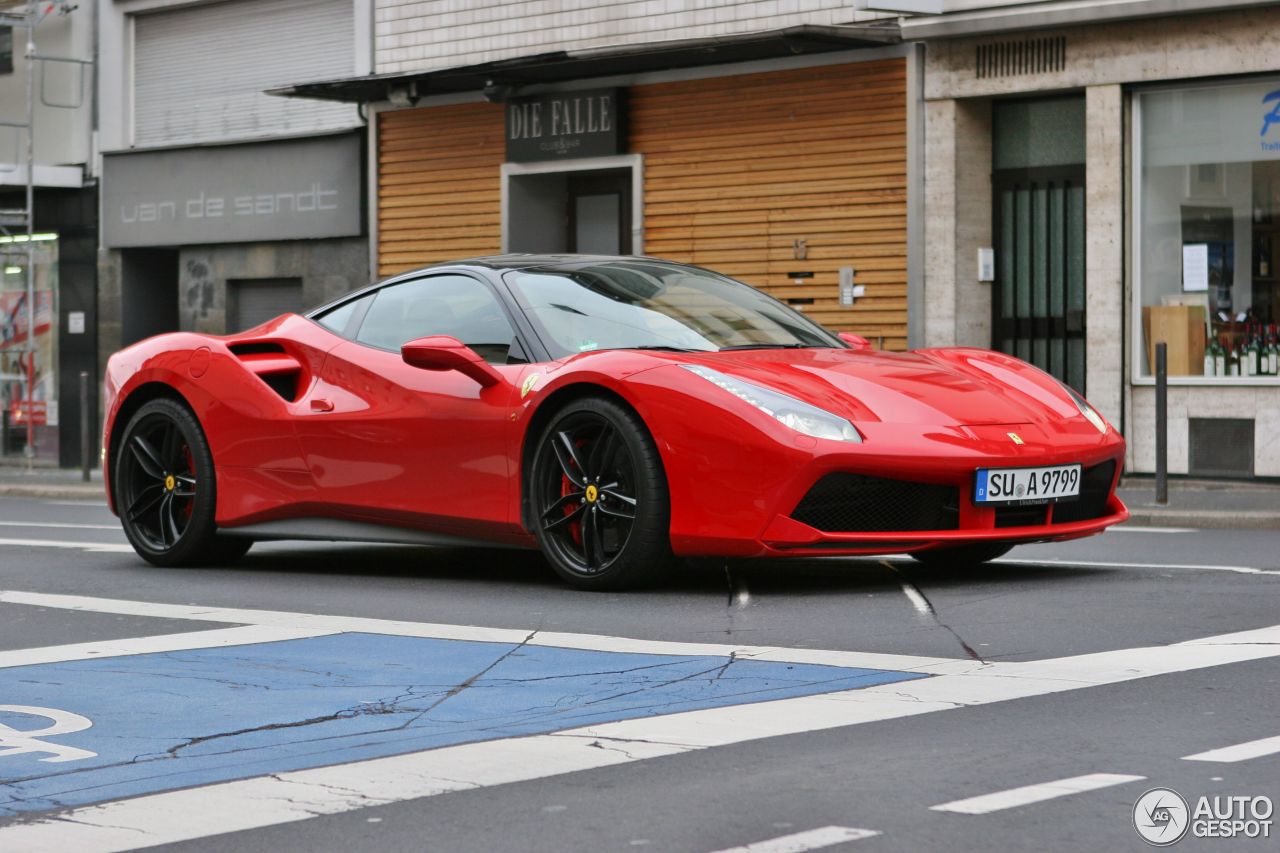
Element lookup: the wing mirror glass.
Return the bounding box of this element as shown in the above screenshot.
[401,336,504,387]
[838,332,872,351]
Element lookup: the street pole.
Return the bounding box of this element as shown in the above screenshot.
[79,370,89,481]
[22,13,34,466]
[1155,342,1168,506]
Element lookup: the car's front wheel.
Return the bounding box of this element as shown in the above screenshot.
[909,542,1014,567]
[529,397,673,590]
[115,397,251,567]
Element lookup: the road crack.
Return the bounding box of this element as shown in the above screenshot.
[882,561,987,664]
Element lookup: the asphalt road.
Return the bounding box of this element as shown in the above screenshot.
[0,494,1277,852]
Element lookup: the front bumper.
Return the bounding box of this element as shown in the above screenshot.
[753,493,1128,556]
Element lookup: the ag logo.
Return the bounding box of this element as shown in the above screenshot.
[1134,787,1190,846]
[0,705,97,763]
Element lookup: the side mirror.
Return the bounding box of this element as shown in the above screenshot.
[401,336,504,388]
[838,332,872,351]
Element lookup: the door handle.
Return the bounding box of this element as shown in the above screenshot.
[310,398,334,413]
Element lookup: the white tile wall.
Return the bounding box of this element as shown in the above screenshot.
[374,0,889,73]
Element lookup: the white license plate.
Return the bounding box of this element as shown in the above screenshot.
[974,464,1081,505]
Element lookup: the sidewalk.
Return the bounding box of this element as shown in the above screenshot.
[0,462,104,501]
[0,462,1275,530]
[1117,477,1280,531]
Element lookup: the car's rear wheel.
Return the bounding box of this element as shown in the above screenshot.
[115,397,251,567]
[909,542,1014,567]
[529,397,673,590]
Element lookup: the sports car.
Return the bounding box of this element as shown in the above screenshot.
[103,255,1128,589]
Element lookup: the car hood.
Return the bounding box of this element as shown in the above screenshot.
[667,348,1080,427]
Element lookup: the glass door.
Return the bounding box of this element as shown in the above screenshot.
[992,166,1087,393]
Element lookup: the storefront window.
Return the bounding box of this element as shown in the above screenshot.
[1136,78,1280,380]
[0,234,59,459]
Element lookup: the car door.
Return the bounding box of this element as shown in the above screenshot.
[295,273,527,538]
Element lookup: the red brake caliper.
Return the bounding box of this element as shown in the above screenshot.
[562,438,589,545]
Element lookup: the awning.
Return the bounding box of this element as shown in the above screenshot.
[268,23,901,104]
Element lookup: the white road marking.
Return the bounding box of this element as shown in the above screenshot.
[991,556,1280,577]
[706,826,879,852]
[0,537,132,553]
[0,590,971,674]
[0,521,119,531]
[2,593,1280,850]
[897,582,933,616]
[1183,735,1280,763]
[0,625,339,670]
[1111,526,1197,533]
[42,501,106,507]
[929,773,1145,815]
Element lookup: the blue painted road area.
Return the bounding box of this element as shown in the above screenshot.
[0,633,924,816]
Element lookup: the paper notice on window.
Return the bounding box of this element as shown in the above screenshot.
[1182,243,1209,292]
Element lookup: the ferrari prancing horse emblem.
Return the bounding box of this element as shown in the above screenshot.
[1007,432,1024,445]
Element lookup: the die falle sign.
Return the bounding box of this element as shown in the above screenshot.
[505,89,626,162]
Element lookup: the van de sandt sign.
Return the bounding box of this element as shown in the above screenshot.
[101,134,363,248]
[506,89,626,162]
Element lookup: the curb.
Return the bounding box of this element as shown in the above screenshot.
[1123,509,1280,531]
[0,485,105,501]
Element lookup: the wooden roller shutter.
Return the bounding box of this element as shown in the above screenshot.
[377,102,505,276]
[632,59,907,349]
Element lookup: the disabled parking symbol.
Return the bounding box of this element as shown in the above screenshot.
[0,705,97,763]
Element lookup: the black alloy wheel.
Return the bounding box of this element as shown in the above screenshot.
[115,397,251,567]
[909,542,1014,568]
[530,397,672,590]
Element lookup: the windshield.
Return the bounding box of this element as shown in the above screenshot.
[504,260,843,358]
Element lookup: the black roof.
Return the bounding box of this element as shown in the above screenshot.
[269,24,900,104]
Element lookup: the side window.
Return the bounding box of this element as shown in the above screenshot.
[315,294,371,337]
[355,275,518,364]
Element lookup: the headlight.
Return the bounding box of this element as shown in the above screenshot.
[1062,383,1108,434]
[680,364,862,442]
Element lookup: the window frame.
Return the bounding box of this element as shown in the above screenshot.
[1130,75,1280,387]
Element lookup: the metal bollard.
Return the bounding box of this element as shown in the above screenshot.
[1155,342,1167,506]
[79,371,90,482]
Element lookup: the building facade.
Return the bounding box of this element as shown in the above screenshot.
[0,2,95,467]
[876,0,1280,478]
[282,1,921,349]
[96,0,375,412]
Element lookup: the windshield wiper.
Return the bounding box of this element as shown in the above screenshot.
[717,343,817,351]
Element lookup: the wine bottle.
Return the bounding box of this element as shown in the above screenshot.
[1214,335,1227,376]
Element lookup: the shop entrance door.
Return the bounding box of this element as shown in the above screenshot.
[568,170,630,254]
[505,159,639,256]
[992,167,1086,393]
[992,97,1087,394]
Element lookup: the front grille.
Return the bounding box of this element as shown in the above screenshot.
[1052,460,1117,524]
[792,474,959,533]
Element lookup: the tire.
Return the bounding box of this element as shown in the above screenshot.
[528,397,673,590]
[114,397,247,567]
[909,542,1014,568]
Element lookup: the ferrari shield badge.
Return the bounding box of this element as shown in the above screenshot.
[521,373,542,399]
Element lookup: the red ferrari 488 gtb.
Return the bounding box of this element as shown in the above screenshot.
[103,256,1127,589]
